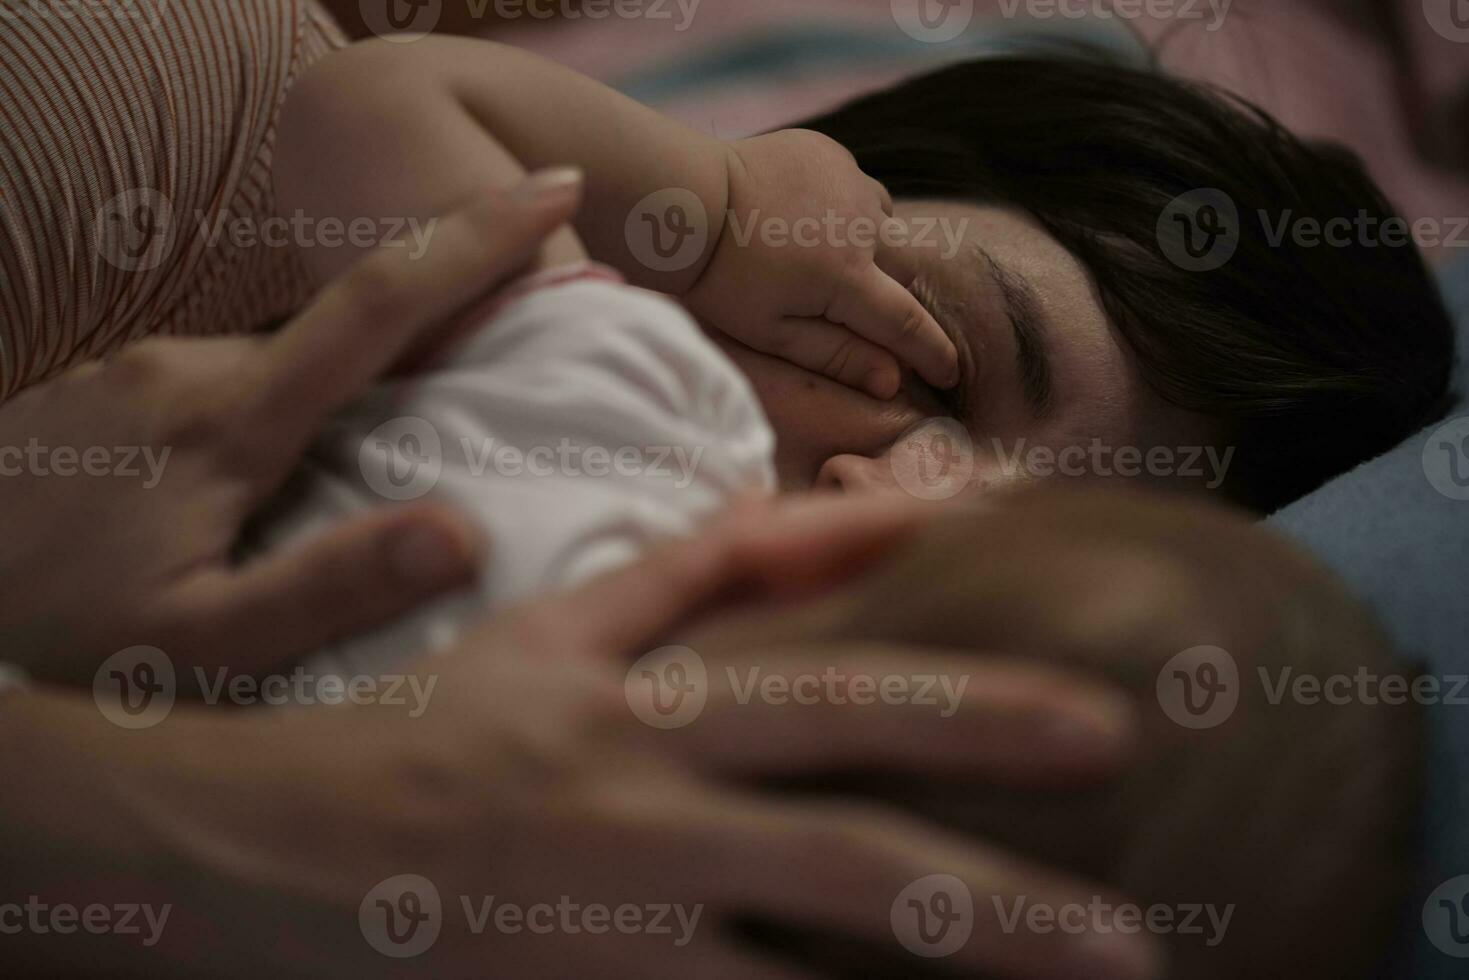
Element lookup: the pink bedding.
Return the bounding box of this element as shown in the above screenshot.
[494,0,1469,266]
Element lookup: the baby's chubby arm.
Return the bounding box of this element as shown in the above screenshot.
[272,37,956,397]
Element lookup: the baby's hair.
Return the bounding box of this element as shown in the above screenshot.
[794,52,1457,513]
[683,489,1422,977]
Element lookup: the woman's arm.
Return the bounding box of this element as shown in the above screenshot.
[0,497,1152,980]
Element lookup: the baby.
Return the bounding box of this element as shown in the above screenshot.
[258,252,778,676]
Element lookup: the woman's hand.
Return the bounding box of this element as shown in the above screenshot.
[0,174,584,682]
[10,496,1152,980]
[685,130,959,399]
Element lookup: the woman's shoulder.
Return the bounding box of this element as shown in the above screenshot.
[0,0,349,400]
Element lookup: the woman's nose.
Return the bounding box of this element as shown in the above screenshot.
[815,453,901,494]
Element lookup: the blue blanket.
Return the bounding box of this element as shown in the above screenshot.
[1270,251,1469,977]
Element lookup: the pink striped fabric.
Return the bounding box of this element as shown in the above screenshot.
[0,0,346,400]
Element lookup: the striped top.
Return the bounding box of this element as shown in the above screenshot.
[0,0,346,400]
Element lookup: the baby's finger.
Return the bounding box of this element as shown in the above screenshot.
[746,317,902,399]
[874,234,921,289]
[825,264,958,390]
[867,177,895,216]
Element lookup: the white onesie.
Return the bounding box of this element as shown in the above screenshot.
[258,264,776,678]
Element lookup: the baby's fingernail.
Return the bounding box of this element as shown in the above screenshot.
[864,368,899,399]
[512,166,584,202]
[390,523,476,590]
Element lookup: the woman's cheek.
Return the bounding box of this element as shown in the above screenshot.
[719,339,931,486]
[884,418,982,501]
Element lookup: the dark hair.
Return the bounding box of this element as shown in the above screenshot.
[795,53,1458,512]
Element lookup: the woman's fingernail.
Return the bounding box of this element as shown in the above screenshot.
[390,523,475,590]
[512,166,584,202]
[1074,927,1165,980]
[1043,695,1137,754]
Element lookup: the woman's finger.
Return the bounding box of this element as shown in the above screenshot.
[255,169,584,449]
[161,504,481,674]
[666,647,1137,784]
[514,494,931,658]
[745,800,1162,980]
[824,263,959,390]
[652,792,1162,980]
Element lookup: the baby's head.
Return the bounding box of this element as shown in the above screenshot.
[673,488,1422,977]
[720,54,1456,514]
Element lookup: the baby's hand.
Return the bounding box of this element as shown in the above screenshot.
[685,130,959,398]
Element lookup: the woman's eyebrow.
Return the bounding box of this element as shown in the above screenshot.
[974,245,1055,418]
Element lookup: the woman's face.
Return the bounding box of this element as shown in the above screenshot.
[714,201,1217,498]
